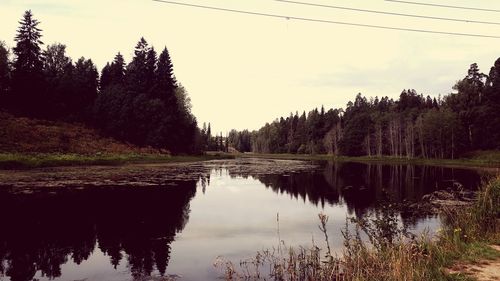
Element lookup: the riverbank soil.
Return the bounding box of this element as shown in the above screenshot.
[446,245,500,281]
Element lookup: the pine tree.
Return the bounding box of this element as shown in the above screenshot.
[11,10,45,116]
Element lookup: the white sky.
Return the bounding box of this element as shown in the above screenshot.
[1,0,500,133]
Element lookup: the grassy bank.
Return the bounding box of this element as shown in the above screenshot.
[238,151,500,168]
[0,153,234,169]
[0,112,235,169]
[215,177,500,280]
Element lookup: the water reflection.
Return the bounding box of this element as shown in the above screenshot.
[0,160,487,281]
[0,180,198,281]
[254,162,484,220]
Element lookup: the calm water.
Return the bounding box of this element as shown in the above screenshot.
[0,159,488,281]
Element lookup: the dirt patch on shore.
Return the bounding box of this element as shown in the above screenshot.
[447,245,500,281]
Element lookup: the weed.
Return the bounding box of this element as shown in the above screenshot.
[215,177,500,280]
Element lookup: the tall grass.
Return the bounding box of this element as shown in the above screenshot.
[434,176,500,266]
[215,177,500,281]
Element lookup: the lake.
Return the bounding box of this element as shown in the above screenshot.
[0,158,489,281]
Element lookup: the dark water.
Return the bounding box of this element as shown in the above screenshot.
[0,159,489,281]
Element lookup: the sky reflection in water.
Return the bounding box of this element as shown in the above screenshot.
[0,160,486,281]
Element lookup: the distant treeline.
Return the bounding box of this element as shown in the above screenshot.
[229,61,500,158]
[0,10,209,154]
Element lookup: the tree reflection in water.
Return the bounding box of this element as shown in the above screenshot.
[245,162,483,221]
[0,178,201,281]
[0,161,485,281]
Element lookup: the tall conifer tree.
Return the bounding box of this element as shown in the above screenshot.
[11,10,45,116]
[156,47,177,104]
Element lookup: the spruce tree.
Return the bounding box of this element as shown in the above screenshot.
[100,63,112,91]
[156,47,177,104]
[101,52,126,91]
[126,37,150,93]
[11,10,45,116]
[207,122,212,149]
[110,52,125,85]
[145,47,157,91]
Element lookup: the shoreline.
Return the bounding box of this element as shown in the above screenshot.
[0,152,235,170]
[1,151,500,170]
[237,153,500,170]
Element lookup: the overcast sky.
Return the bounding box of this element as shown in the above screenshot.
[1,0,500,133]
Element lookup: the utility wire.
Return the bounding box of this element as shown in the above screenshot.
[385,0,500,13]
[276,0,500,26]
[151,0,500,39]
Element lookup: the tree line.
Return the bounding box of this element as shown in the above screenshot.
[0,10,206,154]
[2,11,498,158]
[229,61,500,158]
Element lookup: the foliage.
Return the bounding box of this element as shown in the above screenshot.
[244,61,500,159]
[227,129,252,152]
[0,41,9,102]
[0,110,235,169]
[0,11,202,154]
[440,177,500,244]
[93,38,199,154]
[1,10,500,157]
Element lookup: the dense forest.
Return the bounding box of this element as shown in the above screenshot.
[0,10,211,154]
[1,11,499,159]
[228,61,500,158]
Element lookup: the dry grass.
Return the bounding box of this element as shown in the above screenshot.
[0,111,158,154]
[215,177,500,281]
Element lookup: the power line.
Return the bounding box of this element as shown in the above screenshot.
[151,0,500,39]
[385,0,500,13]
[276,0,500,26]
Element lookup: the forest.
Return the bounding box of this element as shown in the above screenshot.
[1,11,500,159]
[228,61,500,158]
[0,10,205,154]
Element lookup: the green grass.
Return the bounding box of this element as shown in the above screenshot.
[238,151,500,168]
[0,152,234,169]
